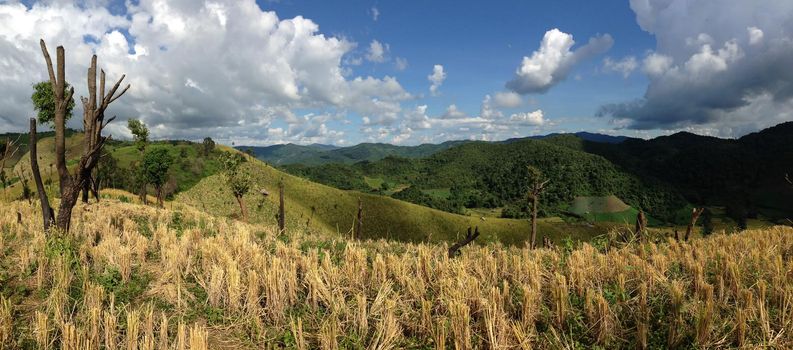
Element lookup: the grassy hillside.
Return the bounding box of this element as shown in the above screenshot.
[177,155,612,245]
[2,133,225,202]
[1,129,80,171]
[242,140,470,166]
[2,199,792,349]
[283,138,686,223]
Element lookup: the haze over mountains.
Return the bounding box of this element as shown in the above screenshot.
[238,132,630,166]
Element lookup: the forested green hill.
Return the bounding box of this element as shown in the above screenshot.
[283,138,687,222]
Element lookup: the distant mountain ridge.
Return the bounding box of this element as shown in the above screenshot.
[238,140,471,166]
[237,132,628,166]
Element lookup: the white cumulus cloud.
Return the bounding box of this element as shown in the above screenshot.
[0,0,411,145]
[603,56,638,78]
[428,64,446,95]
[747,26,764,45]
[366,40,389,63]
[492,91,522,108]
[507,28,613,94]
[510,110,545,126]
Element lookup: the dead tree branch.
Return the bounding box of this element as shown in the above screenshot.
[29,118,55,229]
[448,226,480,258]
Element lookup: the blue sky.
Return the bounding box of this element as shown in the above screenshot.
[261,0,655,139]
[1,0,792,145]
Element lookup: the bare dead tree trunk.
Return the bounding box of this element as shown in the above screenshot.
[448,226,480,258]
[29,118,54,229]
[684,208,705,241]
[543,236,555,249]
[354,197,363,239]
[139,185,148,205]
[235,195,248,222]
[157,185,164,208]
[39,39,129,232]
[90,174,100,202]
[530,194,538,248]
[1,136,21,202]
[81,180,90,203]
[528,179,549,249]
[635,209,647,241]
[278,181,285,233]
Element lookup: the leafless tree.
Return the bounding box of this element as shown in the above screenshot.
[684,207,705,241]
[635,209,647,241]
[354,197,363,239]
[278,181,286,233]
[33,39,129,231]
[526,166,549,249]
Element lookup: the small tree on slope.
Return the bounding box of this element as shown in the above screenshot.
[221,152,252,222]
[127,119,150,203]
[141,148,173,208]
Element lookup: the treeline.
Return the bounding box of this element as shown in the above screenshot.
[97,139,223,201]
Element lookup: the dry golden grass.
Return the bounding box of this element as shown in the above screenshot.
[0,198,792,348]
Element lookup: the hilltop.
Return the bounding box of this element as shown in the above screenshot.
[176,153,612,245]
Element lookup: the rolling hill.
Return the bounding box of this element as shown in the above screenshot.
[3,132,616,245]
[282,138,686,223]
[176,154,614,245]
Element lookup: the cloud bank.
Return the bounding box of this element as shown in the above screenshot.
[598,0,793,136]
[0,0,410,145]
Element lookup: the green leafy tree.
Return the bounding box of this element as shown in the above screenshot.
[96,149,121,191]
[202,137,216,156]
[32,81,76,127]
[221,152,252,222]
[128,119,150,202]
[141,148,173,208]
[127,119,149,152]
